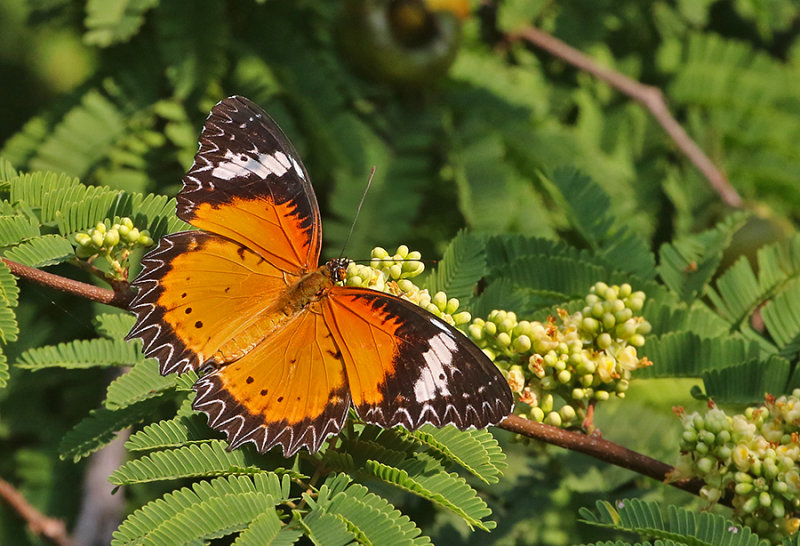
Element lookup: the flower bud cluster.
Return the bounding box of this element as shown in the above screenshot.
[466,282,652,429]
[674,393,800,542]
[74,218,154,279]
[345,246,469,326]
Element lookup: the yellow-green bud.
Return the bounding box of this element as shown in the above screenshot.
[121,217,134,229]
[432,291,447,311]
[445,298,459,315]
[496,332,511,348]
[559,404,576,422]
[544,411,562,427]
[452,312,471,325]
[104,229,120,247]
[530,407,545,422]
[95,222,106,234]
[514,334,532,353]
[91,231,105,247]
[75,233,92,246]
[395,245,409,258]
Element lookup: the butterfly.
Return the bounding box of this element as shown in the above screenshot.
[126,96,513,456]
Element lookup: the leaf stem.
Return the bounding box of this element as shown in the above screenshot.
[2,258,133,309]
[509,25,742,209]
[0,476,73,546]
[498,414,720,504]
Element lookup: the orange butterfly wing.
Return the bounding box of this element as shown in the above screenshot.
[323,287,513,430]
[193,303,350,455]
[178,95,320,273]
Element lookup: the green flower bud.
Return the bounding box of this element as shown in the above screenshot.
[735,482,754,495]
[629,334,646,347]
[432,291,447,311]
[389,264,402,279]
[759,491,771,507]
[580,374,594,387]
[540,394,554,413]
[544,411,562,427]
[697,457,714,474]
[104,229,120,247]
[121,217,134,230]
[571,388,585,400]
[445,298,460,315]
[597,333,612,349]
[559,404,576,422]
[742,496,760,514]
[700,485,721,502]
[91,231,105,247]
[602,313,616,329]
[636,321,652,335]
[497,332,511,348]
[395,245,409,258]
[75,233,92,246]
[557,370,571,384]
[452,312,471,325]
[618,283,632,298]
[95,222,106,234]
[581,317,600,333]
[591,302,604,318]
[772,498,785,519]
[530,407,545,422]
[468,324,483,340]
[595,390,610,401]
[514,334,532,353]
[483,322,497,336]
[126,227,140,243]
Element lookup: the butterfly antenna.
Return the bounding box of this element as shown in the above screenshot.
[339,166,376,259]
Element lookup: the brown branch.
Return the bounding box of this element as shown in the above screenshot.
[498,414,721,503]
[0,477,73,546]
[2,258,132,309]
[511,25,743,209]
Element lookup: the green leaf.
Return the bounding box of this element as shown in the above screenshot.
[94,312,136,339]
[84,0,159,47]
[125,414,214,451]
[233,510,303,546]
[60,398,163,462]
[112,474,291,546]
[105,359,195,410]
[9,171,81,207]
[401,424,506,484]
[29,90,126,178]
[365,455,494,531]
[0,350,9,389]
[43,184,121,234]
[300,508,355,546]
[702,356,791,404]
[309,478,429,546]
[0,302,19,343]
[579,498,763,546]
[545,167,614,247]
[658,213,749,303]
[0,157,18,181]
[638,332,760,378]
[0,215,40,247]
[0,259,20,309]
[16,338,144,370]
[760,277,800,351]
[108,192,189,238]
[109,440,264,485]
[422,230,487,306]
[3,234,74,267]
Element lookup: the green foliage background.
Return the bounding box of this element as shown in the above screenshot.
[1,0,800,544]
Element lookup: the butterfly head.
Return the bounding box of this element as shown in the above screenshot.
[326,257,352,284]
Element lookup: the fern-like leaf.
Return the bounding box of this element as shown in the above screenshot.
[307,477,430,546]
[3,234,74,267]
[365,454,494,531]
[60,398,163,462]
[46,185,121,234]
[0,350,8,389]
[125,414,214,451]
[16,338,144,369]
[112,474,291,546]
[422,230,487,305]
[399,424,506,484]
[638,332,760,378]
[94,312,136,339]
[84,0,158,47]
[0,157,17,181]
[105,359,195,410]
[8,171,81,207]
[233,510,303,546]
[109,440,264,485]
[579,498,763,546]
[702,356,791,403]
[0,215,40,247]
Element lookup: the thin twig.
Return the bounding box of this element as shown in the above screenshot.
[498,415,720,504]
[2,258,132,309]
[511,25,743,209]
[0,477,73,546]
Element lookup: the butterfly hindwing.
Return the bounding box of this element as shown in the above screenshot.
[323,287,513,430]
[127,230,294,374]
[178,96,321,273]
[192,305,351,455]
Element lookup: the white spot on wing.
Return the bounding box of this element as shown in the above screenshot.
[210,149,291,181]
[414,331,457,402]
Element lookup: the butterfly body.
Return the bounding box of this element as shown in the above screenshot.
[127,96,513,456]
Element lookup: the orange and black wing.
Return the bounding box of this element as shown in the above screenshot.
[323,287,513,430]
[178,95,321,273]
[127,230,295,375]
[192,304,350,456]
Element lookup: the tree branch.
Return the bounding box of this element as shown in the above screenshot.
[498,415,719,503]
[510,25,743,209]
[0,477,73,546]
[2,258,132,309]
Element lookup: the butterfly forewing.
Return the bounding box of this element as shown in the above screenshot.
[178,96,321,273]
[323,287,513,430]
